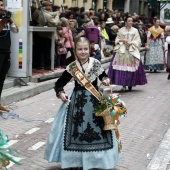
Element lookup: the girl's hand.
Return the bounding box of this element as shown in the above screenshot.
[102,78,110,86]
[59,92,69,103]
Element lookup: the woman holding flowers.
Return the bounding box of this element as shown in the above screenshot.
[108,16,147,91]
[45,37,121,170]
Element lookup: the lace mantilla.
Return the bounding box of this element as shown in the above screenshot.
[66,57,104,84]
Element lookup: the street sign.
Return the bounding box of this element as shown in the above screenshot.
[160,2,170,23]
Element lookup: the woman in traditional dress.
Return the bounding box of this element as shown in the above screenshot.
[44,37,121,170]
[145,18,165,72]
[107,16,147,91]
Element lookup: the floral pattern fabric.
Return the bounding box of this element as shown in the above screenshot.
[66,57,104,83]
[144,38,164,70]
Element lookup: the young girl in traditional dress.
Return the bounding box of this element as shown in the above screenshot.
[44,37,121,170]
[107,16,147,91]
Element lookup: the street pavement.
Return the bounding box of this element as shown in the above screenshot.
[0,70,170,170]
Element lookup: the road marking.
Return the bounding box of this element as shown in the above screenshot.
[25,127,40,134]
[45,118,54,123]
[3,140,18,148]
[146,128,170,170]
[28,141,46,150]
[146,73,150,76]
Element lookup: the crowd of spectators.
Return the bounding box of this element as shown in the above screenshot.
[30,0,156,70]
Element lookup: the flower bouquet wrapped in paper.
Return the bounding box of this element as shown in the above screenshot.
[0,130,23,169]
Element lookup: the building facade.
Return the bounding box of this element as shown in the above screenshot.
[53,0,113,12]
[53,0,151,16]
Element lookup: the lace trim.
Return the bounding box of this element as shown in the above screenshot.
[112,54,140,72]
[66,57,104,85]
[112,65,139,72]
[64,89,113,152]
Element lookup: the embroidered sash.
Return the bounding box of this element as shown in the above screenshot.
[149,26,163,39]
[69,62,101,101]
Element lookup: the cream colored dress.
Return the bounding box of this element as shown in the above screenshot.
[113,26,141,72]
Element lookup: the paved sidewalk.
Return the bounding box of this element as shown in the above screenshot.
[1,70,170,170]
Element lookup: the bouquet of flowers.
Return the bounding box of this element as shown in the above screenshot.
[0,130,23,169]
[95,93,127,130]
[103,47,113,57]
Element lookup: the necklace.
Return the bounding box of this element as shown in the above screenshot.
[78,58,89,73]
[81,58,89,65]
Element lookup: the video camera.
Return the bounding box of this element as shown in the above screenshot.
[0,11,11,19]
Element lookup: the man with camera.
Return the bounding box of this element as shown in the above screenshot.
[0,0,18,113]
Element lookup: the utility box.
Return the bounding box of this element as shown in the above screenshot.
[4,0,56,78]
[4,0,29,77]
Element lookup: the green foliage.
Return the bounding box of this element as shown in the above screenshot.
[94,103,107,115]
[94,94,114,115]
[94,93,127,117]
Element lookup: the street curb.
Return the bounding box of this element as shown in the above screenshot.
[2,79,57,106]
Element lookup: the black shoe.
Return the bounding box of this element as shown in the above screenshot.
[150,69,153,72]
[154,69,157,73]
[168,74,170,80]
[128,86,132,91]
